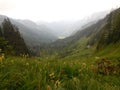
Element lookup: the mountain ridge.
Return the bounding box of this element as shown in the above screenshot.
[43,7,120,58]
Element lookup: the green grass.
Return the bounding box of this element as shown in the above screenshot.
[0,56,120,90]
[0,38,120,90]
[95,41,120,60]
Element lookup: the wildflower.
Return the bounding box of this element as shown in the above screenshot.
[1,53,5,60]
[63,62,66,64]
[0,48,1,52]
[11,60,14,63]
[47,85,51,90]
[26,62,29,66]
[73,77,79,85]
[82,63,86,68]
[73,77,77,82]
[95,56,100,60]
[49,72,54,77]
[0,57,2,63]
[0,53,5,63]
[55,80,60,89]
[49,72,55,80]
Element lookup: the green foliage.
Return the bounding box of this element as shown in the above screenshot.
[0,37,14,54]
[0,37,8,50]
[0,27,3,37]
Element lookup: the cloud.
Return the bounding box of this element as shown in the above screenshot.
[0,0,16,12]
[0,0,120,22]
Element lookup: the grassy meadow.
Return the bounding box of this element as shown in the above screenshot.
[0,54,120,90]
[0,38,120,90]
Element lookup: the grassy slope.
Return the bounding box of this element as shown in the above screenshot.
[96,41,120,59]
[0,37,120,90]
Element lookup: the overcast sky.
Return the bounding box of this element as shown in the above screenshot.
[0,0,120,22]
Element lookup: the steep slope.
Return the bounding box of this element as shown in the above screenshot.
[0,18,29,55]
[0,15,7,24]
[37,10,109,38]
[50,18,105,49]
[11,19,57,45]
[0,15,58,55]
[96,8,120,49]
[0,15,57,46]
[48,8,120,59]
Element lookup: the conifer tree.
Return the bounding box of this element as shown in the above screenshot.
[2,18,30,55]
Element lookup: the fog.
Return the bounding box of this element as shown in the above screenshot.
[0,0,119,22]
[0,0,120,38]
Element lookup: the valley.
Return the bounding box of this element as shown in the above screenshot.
[0,7,120,90]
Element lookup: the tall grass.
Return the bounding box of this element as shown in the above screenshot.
[0,56,120,90]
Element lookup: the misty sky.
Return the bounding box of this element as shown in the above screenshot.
[0,0,120,22]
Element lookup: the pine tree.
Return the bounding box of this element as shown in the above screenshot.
[2,18,30,55]
[0,27,3,37]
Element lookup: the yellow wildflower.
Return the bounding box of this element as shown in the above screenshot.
[0,57,2,63]
[0,53,5,63]
[47,85,51,90]
[63,62,66,64]
[82,63,86,68]
[26,62,29,66]
[55,80,60,89]
[49,72,54,77]
[11,60,14,63]
[73,77,77,82]
[95,56,100,60]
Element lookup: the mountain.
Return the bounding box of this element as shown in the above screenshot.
[0,15,58,55]
[48,19,105,49]
[0,16,57,45]
[0,15,7,24]
[96,8,120,49]
[37,21,75,38]
[37,10,109,38]
[11,19,57,44]
[0,9,117,56]
[46,8,120,58]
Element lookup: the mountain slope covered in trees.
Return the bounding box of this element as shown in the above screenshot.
[0,18,29,55]
[41,8,120,59]
[0,15,58,55]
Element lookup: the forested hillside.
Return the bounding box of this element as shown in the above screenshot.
[0,18,29,55]
[48,8,120,53]
[96,8,120,49]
